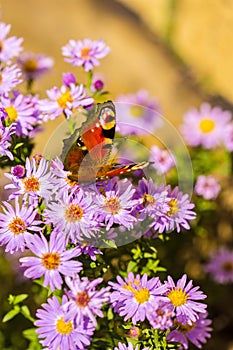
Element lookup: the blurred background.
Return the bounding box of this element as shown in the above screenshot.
[0,0,233,349]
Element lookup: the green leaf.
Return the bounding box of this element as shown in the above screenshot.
[2,306,20,322]
[13,294,28,305]
[14,142,24,150]
[102,239,117,249]
[21,305,35,322]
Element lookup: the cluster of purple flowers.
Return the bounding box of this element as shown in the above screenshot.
[109,272,211,349]
[0,20,218,350]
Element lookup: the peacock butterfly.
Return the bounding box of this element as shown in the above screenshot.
[61,101,148,183]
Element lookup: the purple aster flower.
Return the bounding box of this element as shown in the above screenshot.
[5,157,53,205]
[94,178,139,231]
[0,22,23,63]
[11,165,25,178]
[204,247,233,284]
[50,157,79,192]
[62,38,110,71]
[165,274,207,325]
[167,312,212,349]
[149,145,175,175]
[135,178,170,220]
[78,243,102,261]
[109,272,168,324]
[0,64,22,95]
[0,198,42,254]
[147,301,174,330]
[1,93,38,136]
[35,295,95,350]
[17,51,54,81]
[65,275,110,326]
[39,83,93,120]
[116,89,162,136]
[44,187,99,243]
[224,123,233,151]
[195,175,220,200]
[162,186,196,233]
[180,103,232,149]
[62,72,77,87]
[19,231,82,291]
[0,121,15,160]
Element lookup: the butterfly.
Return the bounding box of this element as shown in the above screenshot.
[61,101,148,183]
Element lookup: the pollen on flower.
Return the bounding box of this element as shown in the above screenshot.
[56,317,73,335]
[130,105,144,118]
[22,175,40,192]
[42,252,60,270]
[222,261,233,272]
[5,105,18,122]
[143,193,155,206]
[199,119,215,133]
[167,199,179,216]
[104,197,121,214]
[167,287,188,307]
[65,204,83,222]
[23,59,38,72]
[76,291,90,307]
[57,90,73,109]
[8,217,26,235]
[133,287,150,304]
[81,47,91,60]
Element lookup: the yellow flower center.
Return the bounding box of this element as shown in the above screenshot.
[66,175,77,187]
[167,287,188,306]
[24,59,38,72]
[133,287,150,304]
[8,217,26,235]
[0,73,2,85]
[76,291,90,307]
[222,261,233,272]
[122,280,150,304]
[56,317,73,335]
[65,204,83,222]
[167,199,179,216]
[199,119,215,133]
[57,90,73,109]
[130,105,144,118]
[0,41,3,52]
[174,319,195,333]
[104,197,121,214]
[42,252,60,270]
[22,175,40,192]
[143,193,155,207]
[5,106,18,122]
[81,47,91,60]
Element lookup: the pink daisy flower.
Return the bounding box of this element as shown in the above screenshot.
[194,175,220,200]
[44,187,99,242]
[39,83,93,120]
[1,93,38,136]
[116,89,162,136]
[149,145,175,175]
[62,38,110,71]
[17,51,54,81]
[0,198,42,254]
[0,64,22,95]
[65,275,110,326]
[180,103,232,149]
[205,247,233,284]
[167,312,212,349]
[165,274,207,325]
[35,295,95,349]
[20,231,82,291]
[5,157,54,205]
[0,22,23,63]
